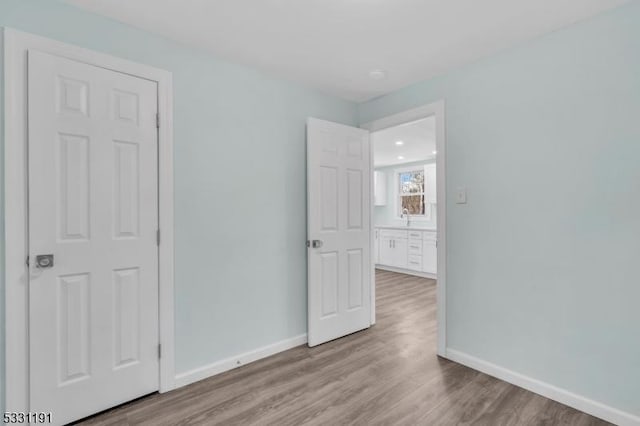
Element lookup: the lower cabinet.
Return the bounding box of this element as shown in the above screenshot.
[407,254,422,271]
[376,227,437,277]
[392,238,408,269]
[378,229,408,269]
[379,237,392,266]
[379,235,408,269]
[422,238,437,274]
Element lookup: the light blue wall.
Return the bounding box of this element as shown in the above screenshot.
[360,2,640,416]
[3,0,640,419]
[0,0,358,405]
[374,160,436,227]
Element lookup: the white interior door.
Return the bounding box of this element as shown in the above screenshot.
[28,50,159,425]
[307,118,371,347]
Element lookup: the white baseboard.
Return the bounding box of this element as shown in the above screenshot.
[445,348,640,426]
[375,265,437,279]
[174,334,308,389]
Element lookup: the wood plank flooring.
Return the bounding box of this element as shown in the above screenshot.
[77,270,610,426]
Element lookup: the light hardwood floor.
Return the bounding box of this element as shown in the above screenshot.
[77,270,610,425]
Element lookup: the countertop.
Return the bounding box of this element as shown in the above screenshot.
[375,225,437,232]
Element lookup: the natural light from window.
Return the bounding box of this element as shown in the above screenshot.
[398,169,425,216]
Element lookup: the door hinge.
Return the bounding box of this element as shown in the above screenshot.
[156,229,161,246]
[25,256,30,267]
[156,113,160,129]
[158,343,162,359]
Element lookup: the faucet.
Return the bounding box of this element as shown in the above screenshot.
[401,208,411,227]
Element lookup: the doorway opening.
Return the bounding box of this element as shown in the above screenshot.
[362,101,446,356]
[372,117,438,275]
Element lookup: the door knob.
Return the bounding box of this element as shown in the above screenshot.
[310,240,323,248]
[35,254,54,268]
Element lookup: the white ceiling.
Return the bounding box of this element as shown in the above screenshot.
[63,0,629,102]
[373,117,435,167]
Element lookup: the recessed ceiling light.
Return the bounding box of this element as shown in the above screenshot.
[432,150,438,155]
[395,140,404,146]
[397,155,404,160]
[369,69,387,80]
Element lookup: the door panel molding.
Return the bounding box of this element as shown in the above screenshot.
[307,118,371,347]
[3,27,175,412]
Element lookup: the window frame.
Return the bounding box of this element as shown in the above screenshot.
[395,165,431,221]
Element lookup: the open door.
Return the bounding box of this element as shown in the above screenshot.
[307,118,371,347]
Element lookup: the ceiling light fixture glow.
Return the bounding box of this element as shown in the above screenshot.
[432,150,438,155]
[395,140,404,146]
[397,156,404,160]
[369,69,387,80]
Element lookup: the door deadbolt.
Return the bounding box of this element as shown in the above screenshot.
[35,254,54,268]
[306,240,324,249]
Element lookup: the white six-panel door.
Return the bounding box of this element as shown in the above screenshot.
[307,118,371,347]
[28,50,159,425]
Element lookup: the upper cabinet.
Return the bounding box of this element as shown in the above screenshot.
[425,164,437,204]
[374,170,387,206]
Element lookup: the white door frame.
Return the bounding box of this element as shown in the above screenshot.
[360,100,447,356]
[3,27,176,412]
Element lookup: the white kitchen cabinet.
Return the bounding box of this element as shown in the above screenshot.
[422,231,437,274]
[378,229,408,268]
[407,255,422,271]
[374,171,387,206]
[407,237,423,271]
[425,164,437,204]
[375,227,437,278]
[391,238,408,269]
[379,236,394,266]
[407,239,422,256]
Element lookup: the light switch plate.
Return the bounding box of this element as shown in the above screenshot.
[456,187,467,204]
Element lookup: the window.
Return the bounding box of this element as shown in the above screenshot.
[398,169,425,216]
